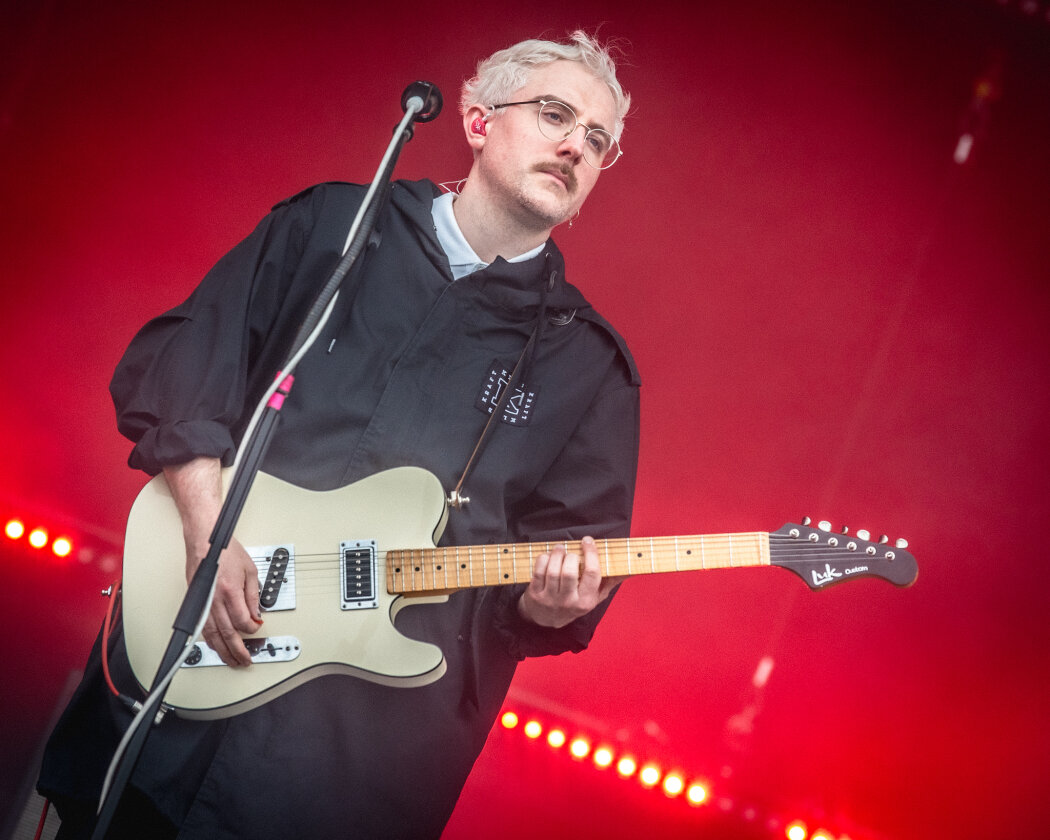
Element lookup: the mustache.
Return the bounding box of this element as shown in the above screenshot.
[533,162,577,192]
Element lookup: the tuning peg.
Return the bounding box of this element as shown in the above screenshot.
[879,534,889,544]
[818,520,832,532]
[801,516,811,526]
[856,529,870,541]
[895,537,909,549]
[840,525,850,535]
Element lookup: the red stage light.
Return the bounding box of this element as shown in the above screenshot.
[786,820,808,840]
[569,738,590,759]
[546,729,566,748]
[28,528,48,549]
[500,711,519,729]
[686,782,708,805]
[593,746,614,767]
[616,756,637,777]
[639,764,661,788]
[52,537,73,557]
[662,773,685,797]
[523,720,542,739]
[5,519,25,540]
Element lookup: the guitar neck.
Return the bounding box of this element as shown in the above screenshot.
[387,532,771,594]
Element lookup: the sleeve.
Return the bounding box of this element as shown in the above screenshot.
[109,195,318,474]
[490,359,641,660]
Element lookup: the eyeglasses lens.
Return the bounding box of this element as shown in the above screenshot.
[536,101,620,169]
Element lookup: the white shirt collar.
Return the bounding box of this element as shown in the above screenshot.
[431,192,545,280]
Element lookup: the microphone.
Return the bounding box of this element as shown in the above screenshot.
[401,81,443,123]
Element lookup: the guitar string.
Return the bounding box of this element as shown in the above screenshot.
[232,533,902,594]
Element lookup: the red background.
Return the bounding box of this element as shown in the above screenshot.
[2,2,1048,838]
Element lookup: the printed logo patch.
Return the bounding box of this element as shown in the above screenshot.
[476,359,538,426]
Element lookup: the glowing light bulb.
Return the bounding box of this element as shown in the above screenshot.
[686,783,708,805]
[639,764,661,787]
[5,519,25,539]
[786,821,808,840]
[547,729,566,748]
[28,528,48,549]
[52,537,73,557]
[616,756,637,777]
[523,720,542,739]
[500,711,519,729]
[569,738,590,759]
[662,773,685,797]
[593,747,614,767]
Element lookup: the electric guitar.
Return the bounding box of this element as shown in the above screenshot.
[121,467,918,720]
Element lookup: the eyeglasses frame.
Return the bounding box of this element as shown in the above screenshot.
[486,99,623,170]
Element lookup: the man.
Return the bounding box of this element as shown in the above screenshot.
[40,31,639,839]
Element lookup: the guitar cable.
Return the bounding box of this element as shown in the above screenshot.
[33,579,130,840]
[101,578,125,700]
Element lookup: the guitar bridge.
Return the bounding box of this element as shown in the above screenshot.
[340,540,378,610]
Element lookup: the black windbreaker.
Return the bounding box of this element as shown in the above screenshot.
[39,179,640,839]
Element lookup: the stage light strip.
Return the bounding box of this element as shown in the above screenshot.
[499,706,866,839]
[3,508,121,571]
[499,709,708,807]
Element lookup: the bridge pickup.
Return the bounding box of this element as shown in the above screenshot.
[248,544,296,612]
[181,636,302,668]
[340,539,378,610]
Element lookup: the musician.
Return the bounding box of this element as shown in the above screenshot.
[40,32,639,839]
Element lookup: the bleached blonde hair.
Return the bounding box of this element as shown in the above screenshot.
[460,31,630,141]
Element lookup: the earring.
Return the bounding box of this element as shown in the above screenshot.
[568,210,580,229]
[471,117,487,135]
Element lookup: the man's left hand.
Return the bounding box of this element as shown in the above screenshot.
[517,536,621,628]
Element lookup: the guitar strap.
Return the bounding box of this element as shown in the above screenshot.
[447,254,573,511]
[447,328,537,510]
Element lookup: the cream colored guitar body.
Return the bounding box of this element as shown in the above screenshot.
[122,467,451,720]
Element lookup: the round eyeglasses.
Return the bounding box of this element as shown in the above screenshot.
[488,99,622,170]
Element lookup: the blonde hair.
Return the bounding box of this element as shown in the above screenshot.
[460,31,630,140]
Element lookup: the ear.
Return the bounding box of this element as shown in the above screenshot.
[463,104,489,154]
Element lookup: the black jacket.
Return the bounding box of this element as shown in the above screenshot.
[40,180,640,839]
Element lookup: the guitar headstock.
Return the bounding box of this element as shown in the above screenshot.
[769,519,918,590]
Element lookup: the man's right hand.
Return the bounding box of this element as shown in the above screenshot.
[164,458,263,667]
[187,536,262,667]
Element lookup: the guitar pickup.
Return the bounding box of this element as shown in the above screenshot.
[340,540,378,610]
[248,544,296,612]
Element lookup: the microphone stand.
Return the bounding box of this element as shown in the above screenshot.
[91,81,443,840]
